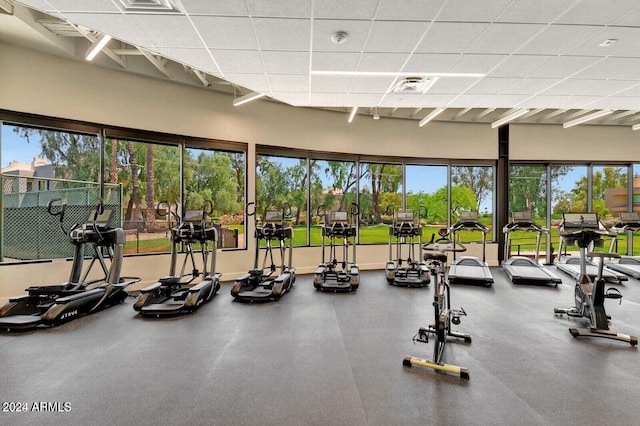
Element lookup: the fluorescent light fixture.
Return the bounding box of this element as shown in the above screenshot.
[233,92,265,107]
[632,123,640,131]
[348,106,358,123]
[86,34,112,61]
[491,109,530,128]
[311,71,485,79]
[418,107,446,127]
[563,110,612,128]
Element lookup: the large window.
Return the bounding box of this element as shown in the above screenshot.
[256,154,309,246]
[451,165,494,242]
[551,165,587,216]
[405,164,447,227]
[1,117,247,263]
[358,162,402,244]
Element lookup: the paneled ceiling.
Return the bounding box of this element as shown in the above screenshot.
[4,0,640,127]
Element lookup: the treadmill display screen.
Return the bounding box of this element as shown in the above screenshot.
[460,211,478,222]
[512,211,532,222]
[619,212,640,223]
[562,213,598,229]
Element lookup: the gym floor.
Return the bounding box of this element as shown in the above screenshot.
[1,267,639,426]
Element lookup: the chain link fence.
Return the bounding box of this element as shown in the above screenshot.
[1,174,121,261]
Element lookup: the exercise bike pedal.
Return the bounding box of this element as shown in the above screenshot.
[413,327,432,344]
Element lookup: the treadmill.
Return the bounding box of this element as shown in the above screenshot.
[555,213,627,284]
[502,211,562,285]
[606,212,640,278]
[447,211,493,286]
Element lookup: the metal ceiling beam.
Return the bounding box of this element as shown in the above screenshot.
[0,0,14,14]
[452,107,472,120]
[191,68,211,87]
[564,109,594,120]
[474,108,495,120]
[137,47,171,78]
[74,25,126,68]
[540,109,567,121]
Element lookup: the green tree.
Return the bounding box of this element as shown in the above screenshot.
[452,166,492,211]
[256,156,289,219]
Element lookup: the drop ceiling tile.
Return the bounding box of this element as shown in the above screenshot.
[446,94,498,108]
[415,22,489,54]
[17,0,54,13]
[437,0,513,22]
[125,15,202,48]
[569,26,640,57]
[309,92,348,106]
[505,78,564,95]
[210,49,265,74]
[62,12,150,46]
[491,94,536,107]
[192,16,258,49]
[311,52,361,72]
[525,95,604,109]
[556,0,639,25]
[495,0,574,23]
[377,94,436,108]
[349,77,395,93]
[518,24,604,55]
[448,54,507,74]
[268,74,309,92]
[311,75,355,93]
[534,56,600,78]
[43,0,120,12]
[541,79,637,97]
[262,51,310,74]
[430,78,481,94]
[180,0,249,16]
[312,0,378,19]
[312,19,373,52]
[357,53,409,73]
[612,5,640,25]
[363,20,428,53]
[467,23,546,54]
[610,84,640,97]
[464,77,522,95]
[572,57,640,80]
[403,54,461,73]
[489,55,555,78]
[246,0,310,18]
[252,18,310,50]
[584,96,640,110]
[225,73,271,92]
[375,0,448,21]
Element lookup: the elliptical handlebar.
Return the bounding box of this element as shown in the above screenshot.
[47,198,68,235]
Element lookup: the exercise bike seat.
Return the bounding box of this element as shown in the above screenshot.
[423,252,448,264]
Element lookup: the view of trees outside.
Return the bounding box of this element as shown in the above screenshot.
[1,124,245,255]
[4,119,640,261]
[405,164,447,225]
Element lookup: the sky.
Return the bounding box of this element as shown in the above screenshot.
[1,125,43,168]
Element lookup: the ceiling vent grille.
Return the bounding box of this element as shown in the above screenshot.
[116,0,183,13]
[390,76,438,94]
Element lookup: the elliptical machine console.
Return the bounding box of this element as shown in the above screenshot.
[553,213,637,346]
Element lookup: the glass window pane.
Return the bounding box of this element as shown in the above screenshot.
[451,165,494,239]
[1,124,105,261]
[257,155,308,246]
[185,147,245,249]
[359,162,402,244]
[405,164,447,240]
[105,138,180,254]
[311,159,358,245]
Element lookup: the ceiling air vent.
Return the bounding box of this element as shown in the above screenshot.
[116,0,183,13]
[390,76,438,94]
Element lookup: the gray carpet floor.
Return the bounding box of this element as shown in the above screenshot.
[1,266,639,425]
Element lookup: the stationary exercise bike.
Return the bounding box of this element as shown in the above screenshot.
[553,213,637,346]
[403,229,472,379]
[385,205,430,287]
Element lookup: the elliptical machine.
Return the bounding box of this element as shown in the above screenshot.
[403,229,471,379]
[314,203,359,292]
[385,205,429,287]
[134,201,221,316]
[231,203,296,302]
[0,198,139,331]
[553,213,637,346]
